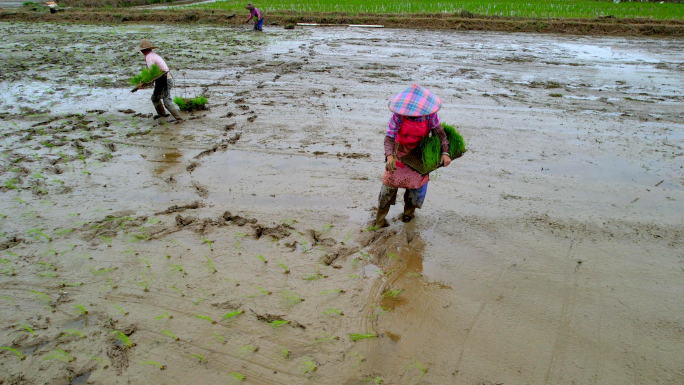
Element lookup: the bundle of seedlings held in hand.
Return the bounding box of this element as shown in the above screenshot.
[174,96,208,112]
[130,64,165,86]
[402,123,466,174]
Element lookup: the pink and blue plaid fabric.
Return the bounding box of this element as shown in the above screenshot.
[386,113,440,139]
[388,84,442,117]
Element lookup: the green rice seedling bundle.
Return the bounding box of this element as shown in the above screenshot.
[402,123,466,174]
[173,96,208,112]
[130,64,164,86]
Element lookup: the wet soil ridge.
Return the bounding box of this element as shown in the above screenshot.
[2,9,684,36]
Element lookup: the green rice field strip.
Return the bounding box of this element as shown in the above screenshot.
[188,0,684,20]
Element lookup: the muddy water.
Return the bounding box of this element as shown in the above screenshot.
[1,22,683,384]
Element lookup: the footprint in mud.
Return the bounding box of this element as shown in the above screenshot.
[191,180,209,198]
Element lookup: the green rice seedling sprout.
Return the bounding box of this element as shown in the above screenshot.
[139,257,151,269]
[192,353,206,363]
[102,277,118,291]
[323,307,344,316]
[112,331,135,348]
[81,171,91,176]
[0,296,17,306]
[237,345,257,357]
[87,354,110,365]
[0,259,16,276]
[114,304,129,316]
[140,360,166,370]
[0,346,25,360]
[135,271,154,292]
[312,334,340,344]
[4,178,19,190]
[60,329,87,339]
[351,352,365,367]
[349,333,378,341]
[29,290,51,307]
[170,286,185,297]
[222,310,244,321]
[155,310,173,320]
[195,314,217,324]
[248,286,271,298]
[363,225,380,232]
[280,289,304,306]
[100,235,113,247]
[368,306,391,319]
[130,64,164,85]
[174,96,208,112]
[322,223,333,232]
[74,304,88,315]
[359,251,371,261]
[228,372,245,382]
[28,228,51,242]
[213,334,226,344]
[256,254,267,264]
[299,358,317,374]
[269,320,290,328]
[235,232,246,254]
[92,267,117,276]
[54,228,74,235]
[278,261,290,274]
[201,237,213,252]
[43,349,75,362]
[364,376,383,384]
[320,289,345,295]
[61,282,83,288]
[404,361,428,383]
[277,347,291,360]
[18,323,35,336]
[387,253,401,261]
[160,329,179,341]
[382,289,405,300]
[170,264,187,276]
[39,248,58,257]
[406,272,422,278]
[349,274,361,279]
[204,255,217,274]
[15,196,29,205]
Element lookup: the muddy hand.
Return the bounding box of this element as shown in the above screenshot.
[440,154,451,167]
[137,82,143,90]
[386,155,396,173]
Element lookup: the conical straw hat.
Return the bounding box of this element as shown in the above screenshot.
[136,39,157,52]
[388,84,442,117]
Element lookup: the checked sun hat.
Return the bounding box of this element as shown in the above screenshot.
[388,84,442,117]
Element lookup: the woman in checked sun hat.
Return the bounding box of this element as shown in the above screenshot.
[375,84,451,227]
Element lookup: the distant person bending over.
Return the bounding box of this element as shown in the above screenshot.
[245,3,264,31]
[136,39,184,123]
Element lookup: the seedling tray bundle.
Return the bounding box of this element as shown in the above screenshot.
[129,64,167,93]
[399,123,466,175]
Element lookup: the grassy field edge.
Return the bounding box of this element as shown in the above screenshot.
[2,9,684,36]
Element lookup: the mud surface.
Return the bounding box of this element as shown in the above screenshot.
[1,22,683,384]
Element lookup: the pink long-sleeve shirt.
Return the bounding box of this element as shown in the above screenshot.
[144,51,171,78]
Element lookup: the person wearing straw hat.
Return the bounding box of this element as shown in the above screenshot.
[375,84,451,227]
[136,39,184,123]
[244,3,264,31]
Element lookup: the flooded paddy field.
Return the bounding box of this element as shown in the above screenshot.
[0,22,683,384]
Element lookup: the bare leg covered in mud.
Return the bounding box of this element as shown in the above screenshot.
[376,184,427,226]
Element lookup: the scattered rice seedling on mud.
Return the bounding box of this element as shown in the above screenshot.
[191,353,207,363]
[0,346,26,360]
[364,376,383,384]
[74,304,88,315]
[404,361,428,383]
[170,264,187,276]
[204,255,217,273]
[0,259,16,276]
[323,307,344,316]
[235,232,246,254]
[280,289,304,305]
[174,96,208,112]
[278,261,290,274]
[299,358,317,374]
[139,361,166,370]
[349,333,378,341]
[312,334,340,344]
[256,253,268,264]
[201,237,213,252]
[368,306,391,319]
[113,304,129,316]
[320,289,345,295]
[0,296,17,306]
[139,257,151,269]
[28,228,51,242]
[154,310,173,320]
[112,331,135,348]
[269,320,290,328]
[135,271,154,292]
[130,64,164,86]
[277,347,291,360]
[302,265,326,281]
[213,333,226,344]
[99,235,113,247]
[222,310,244,321]
[160,329,179,341]
[386,253,401,261]
[248,286,272,297]
[60,282,83,288]
[29,290,53,310]
[92,267,117,276]
[382,289,405,299]
[228,372,246,382]
[351,351,365,367]
[18,323,35,336]
[87,354,110,365]
[43,349,75,362]
[195,314,217,324]
[60,329,86,339]
[170,286,185,297]
[363,225,381,232]
[237,345,258,357]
